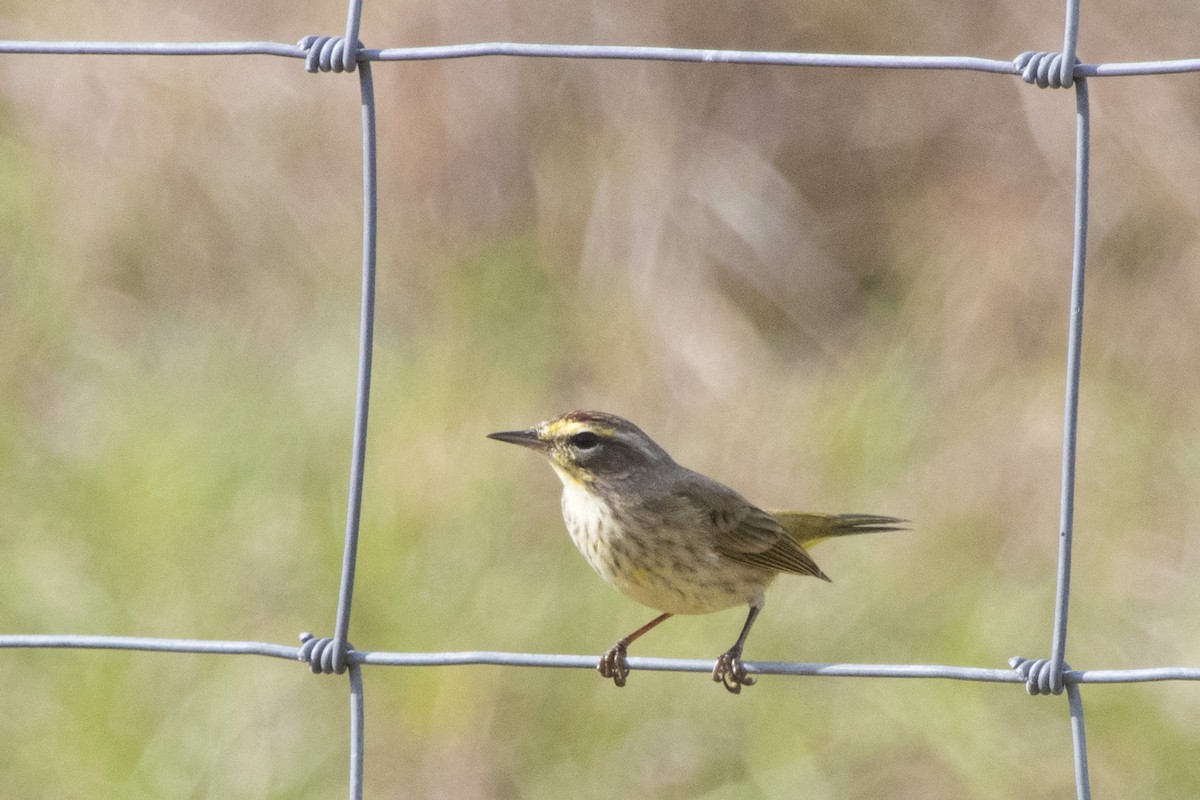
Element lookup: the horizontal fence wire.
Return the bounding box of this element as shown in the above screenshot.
[2,38,1200,76]
[3,3,1200,798]
[4,635,1200,684]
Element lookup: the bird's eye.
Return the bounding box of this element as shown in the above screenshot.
[571,431,600,450]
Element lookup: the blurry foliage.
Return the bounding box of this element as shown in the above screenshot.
[2,0,1200,797]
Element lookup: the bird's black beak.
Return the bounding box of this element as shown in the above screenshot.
[487,428,547,451]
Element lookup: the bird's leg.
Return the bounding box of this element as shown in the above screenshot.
[598,612,673,687]
[713,605,762,694]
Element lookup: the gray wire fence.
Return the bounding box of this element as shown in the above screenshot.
[3,0,1200,797]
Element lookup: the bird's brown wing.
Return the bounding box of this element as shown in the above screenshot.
[677,475,830,581]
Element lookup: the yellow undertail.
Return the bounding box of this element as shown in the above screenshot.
[770,512,907,550]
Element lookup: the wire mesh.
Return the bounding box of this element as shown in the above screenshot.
[2,1,1200,798]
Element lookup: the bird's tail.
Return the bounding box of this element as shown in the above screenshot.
[770,512,907,550]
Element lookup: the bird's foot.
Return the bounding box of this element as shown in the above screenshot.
[713,648,756,694]
[598,641,630,687]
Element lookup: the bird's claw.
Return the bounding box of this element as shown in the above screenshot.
[598,641,630,687]
[713,650,756,694]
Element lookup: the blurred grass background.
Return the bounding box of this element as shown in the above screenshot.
[2,0,1200,797]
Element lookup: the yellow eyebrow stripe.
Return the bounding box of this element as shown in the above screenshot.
[545,419,615,438]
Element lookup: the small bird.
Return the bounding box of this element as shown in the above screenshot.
[489,410,904,693]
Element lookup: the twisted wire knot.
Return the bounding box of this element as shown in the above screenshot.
[298,632,354,674]
[1014,51,1078,89]
[1009,656,1072,695]
[297,35,363,73]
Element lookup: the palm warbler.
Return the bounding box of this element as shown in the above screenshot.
[489,410,904,693]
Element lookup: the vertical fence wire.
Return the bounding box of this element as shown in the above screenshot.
[1059,0,1081,87]
[342,0,364,72]
[1058,73,1092,800]
[330,58,377,678]
[349,662,365,800]
[1067,683,1093,800]
[342,57,376,800]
